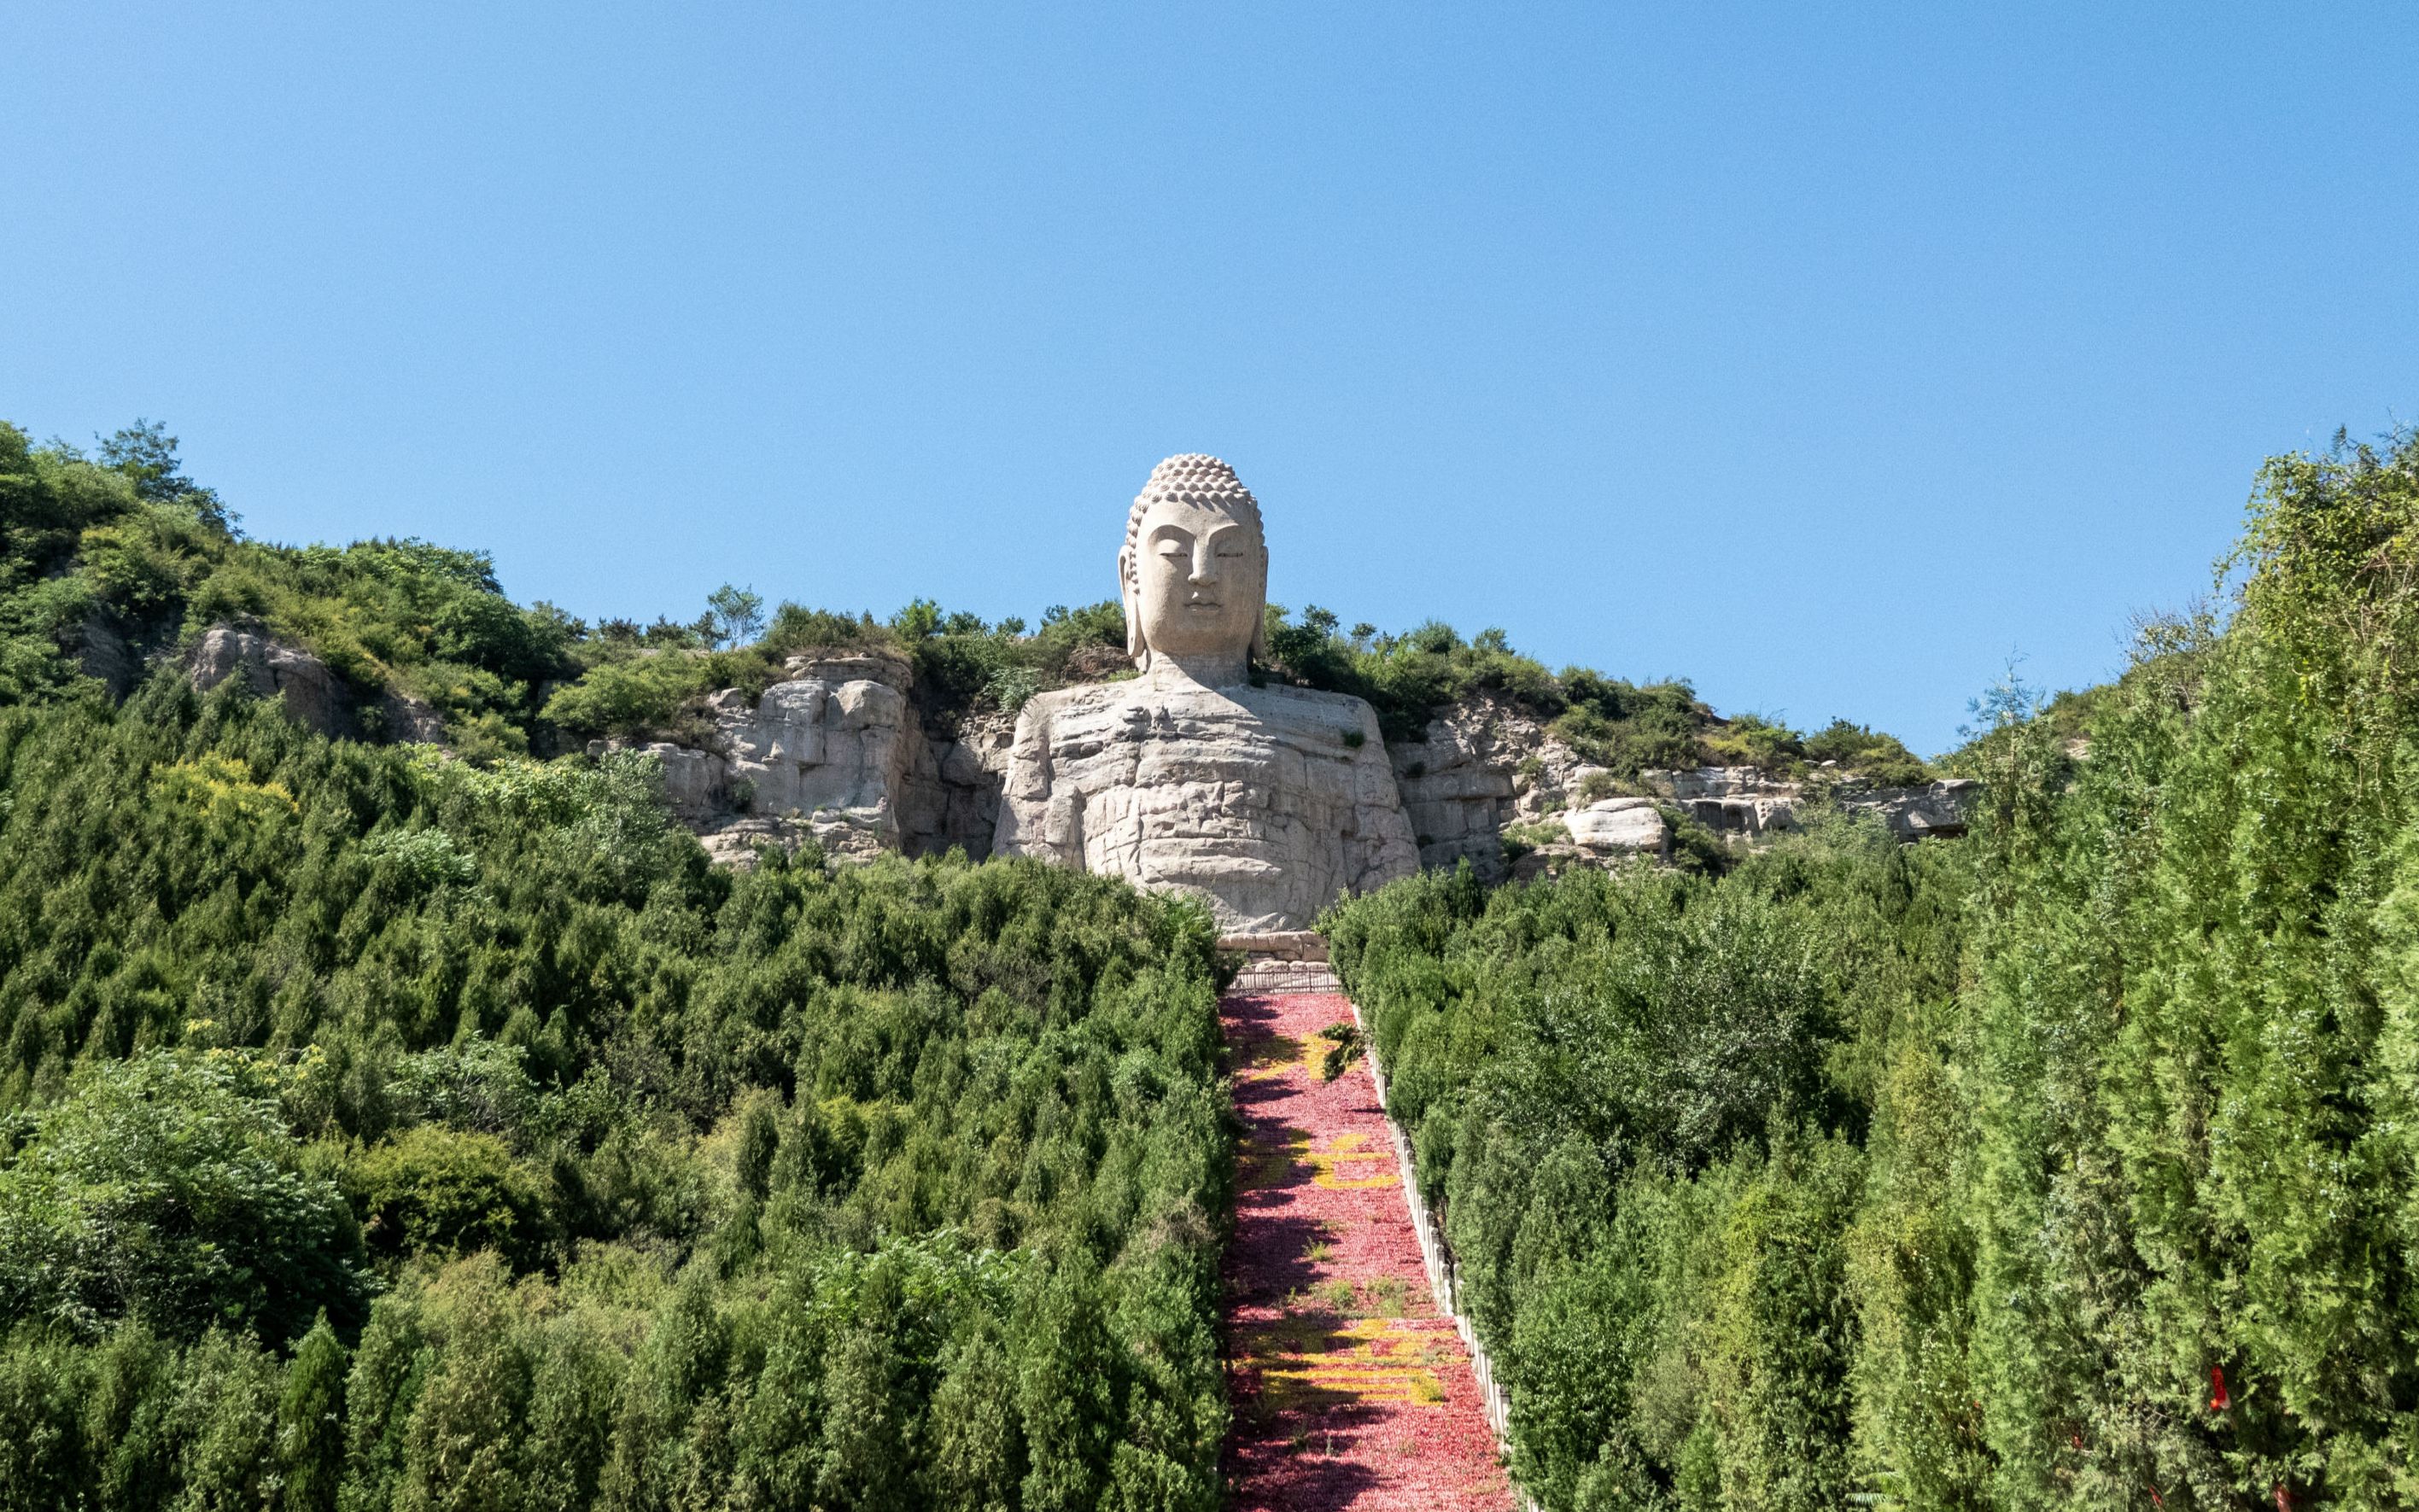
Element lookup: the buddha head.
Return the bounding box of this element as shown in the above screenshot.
[1119,454,1269,681]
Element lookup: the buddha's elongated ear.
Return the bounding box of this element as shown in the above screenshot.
[1247,542,1270,664]
[1119,543,1147,668]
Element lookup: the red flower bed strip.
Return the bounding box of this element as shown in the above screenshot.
[1222,989,1513,1511]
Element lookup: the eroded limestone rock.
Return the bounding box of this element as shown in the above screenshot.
[191,624,348,735]
[1837,777,1979,840]
[926,710,1015,859]
[1387,692,1672,879]
[1644,766,1803,837]
[617,650,939,867]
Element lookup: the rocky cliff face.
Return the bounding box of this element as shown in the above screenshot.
[616,650,1012,867]
[202,633,1966,880]
[1837,775,1980,839]
[1385,692,1672,882]
[630,671,1978,886]
[1647,765,1805,838]
[1374,695,1978,882]
[1643,764,1980,843]
[926,714,1016,858]
[189,623,446,743]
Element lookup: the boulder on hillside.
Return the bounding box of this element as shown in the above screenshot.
[1563,797,1669,857]
[191,625,348,736]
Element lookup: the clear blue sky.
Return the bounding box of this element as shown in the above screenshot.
[6,4,2415,754]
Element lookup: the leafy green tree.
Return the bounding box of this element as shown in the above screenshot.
[926,1324,1024,1510]
[394,1263,533,1512]
[1015,1255,1117,1512]
[173,1329,284,1512]
[338,1295,431,1512]
[537,653,709,737]
[0,1053,367,1341]
[705,583,765,649]
[517,1315,622,1512]
[0,1327,95,1511]
[96,418,236,534]
[85,1322,188,1512]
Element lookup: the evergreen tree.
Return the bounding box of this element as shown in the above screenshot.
[277,1316,348,1512]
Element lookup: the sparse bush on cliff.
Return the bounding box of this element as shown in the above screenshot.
[1255,602,1937,785]
[1259,607,1568,740]
[1801,718,1928,786]
[537,650,714,737]
[0,421,586,742]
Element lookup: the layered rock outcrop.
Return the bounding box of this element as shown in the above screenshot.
[1838,776,1979,839]
[1637,765,1979,843]
[1645,766,1804,838]
[926,713,1016,859]
[611,648,1006,867]
[1386,692,1671,881]
[642,680,1974,879]
[189,623,445,743]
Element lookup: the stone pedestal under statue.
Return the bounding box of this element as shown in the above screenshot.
[993,454,1416,933]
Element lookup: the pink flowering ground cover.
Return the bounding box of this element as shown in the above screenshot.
[1221,990,1513,1511]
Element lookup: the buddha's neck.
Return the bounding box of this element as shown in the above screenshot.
[1145,651,1250,689]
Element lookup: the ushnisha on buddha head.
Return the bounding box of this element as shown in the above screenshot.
[1118,454,1270,686]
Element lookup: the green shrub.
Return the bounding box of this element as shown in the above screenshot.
[351,1126,555,1269]
[538,652,711,737]
[1803,719,1929,786]
[1702,710,1805,773]
[1324,815,1964,1507]
[1330,429,2419,1512]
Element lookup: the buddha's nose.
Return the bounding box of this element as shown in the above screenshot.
[1189,540,1219,585]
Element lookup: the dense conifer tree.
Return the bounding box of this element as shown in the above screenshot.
[1327,430,2419,1509]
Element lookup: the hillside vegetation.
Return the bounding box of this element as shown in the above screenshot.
[1324,428,2419,1510]
[1,419,1925,784]
[30,411,2365,1511]
[0,680,1230,1509]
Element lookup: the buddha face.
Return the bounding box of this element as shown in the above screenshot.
[1125,493,1268,669]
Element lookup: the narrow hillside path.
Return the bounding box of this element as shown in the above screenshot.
[1221,990,1513,1512]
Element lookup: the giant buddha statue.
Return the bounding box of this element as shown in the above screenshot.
[993,455,1417,934]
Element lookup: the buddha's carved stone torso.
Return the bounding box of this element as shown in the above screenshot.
[996,668,1416,933]
[991,455,1417,932]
